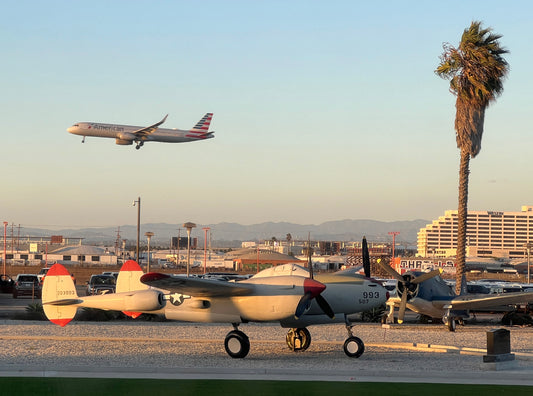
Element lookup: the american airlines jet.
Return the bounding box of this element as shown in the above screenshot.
[67,113,214,149]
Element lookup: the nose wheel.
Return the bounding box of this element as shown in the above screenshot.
[286,328,311,351]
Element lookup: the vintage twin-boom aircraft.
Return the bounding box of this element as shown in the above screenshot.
[67,113,214,149]
[43,258,388,359]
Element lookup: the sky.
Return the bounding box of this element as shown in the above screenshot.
[2,1,532,230]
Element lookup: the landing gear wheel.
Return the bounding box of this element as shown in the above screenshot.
[443,316,456,332]
[343,336,364,358]
[224,330,250,358]
[286,328,311,351]
[135,144,141,150]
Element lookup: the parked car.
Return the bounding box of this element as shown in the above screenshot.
[86,274,116,295]
[0,274,14,293]
[102,271,119,280]
[13,274,41,299]
[37,267,50,283]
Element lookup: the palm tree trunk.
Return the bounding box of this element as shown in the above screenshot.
[455,149,470,295]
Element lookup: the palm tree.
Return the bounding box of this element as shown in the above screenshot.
[436,21,509,294]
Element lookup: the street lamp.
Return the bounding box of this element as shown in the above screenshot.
[203,227,210,274]
[183,222,196,277]
[133,197,141,262]
[145,232,154,273]
[122,239,127,263]
[524,243,532,284]
[3,221,7,276]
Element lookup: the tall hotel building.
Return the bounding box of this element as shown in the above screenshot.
[417,206,533,259]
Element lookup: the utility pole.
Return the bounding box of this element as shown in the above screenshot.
[133,197,141,262]
[388,231,400,262]
[203,227,210,274]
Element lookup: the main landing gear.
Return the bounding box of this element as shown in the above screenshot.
[343,320,365,358]
[135,141,144,150]
[224,323,250,359]
[285,317,365,358]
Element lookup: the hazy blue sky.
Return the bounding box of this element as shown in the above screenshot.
[2,1,532,229]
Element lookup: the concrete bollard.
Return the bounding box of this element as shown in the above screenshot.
[482,328,517,370]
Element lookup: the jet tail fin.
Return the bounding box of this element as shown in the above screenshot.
[191,113,213,132]
[116,260,148,318]
[42,263,78,326]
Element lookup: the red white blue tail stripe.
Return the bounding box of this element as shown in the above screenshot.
[187,113,213,139]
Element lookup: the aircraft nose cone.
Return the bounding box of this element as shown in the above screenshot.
[67,126,75,133]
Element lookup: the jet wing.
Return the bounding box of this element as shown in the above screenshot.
[140,273,254,297]
[449,291,533,310]
[132,114,168,138]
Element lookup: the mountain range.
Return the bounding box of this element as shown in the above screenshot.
[20,219,430,247]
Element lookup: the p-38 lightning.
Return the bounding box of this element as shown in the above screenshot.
[67,113,214,149]
[42,253,388,359]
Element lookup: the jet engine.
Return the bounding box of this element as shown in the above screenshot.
[115,132,136,145]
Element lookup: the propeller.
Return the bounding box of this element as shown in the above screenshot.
[294,278,327,319]
[377,259,441,324]
[362,236,371,278]
[294,234,335,320]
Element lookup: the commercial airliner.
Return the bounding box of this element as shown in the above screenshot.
[67,113,214,149]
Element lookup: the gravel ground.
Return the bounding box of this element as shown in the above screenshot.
[1,319,533,379]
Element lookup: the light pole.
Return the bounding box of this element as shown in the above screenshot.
[183,222,196,277]
[203,227,210,274]
[122,239,127,263]
[145,232,154,272]
[3,221,7,276]
[177,228,181,267]
[388,231,400,262]
[133,197,141,262]
[525,243,532,284]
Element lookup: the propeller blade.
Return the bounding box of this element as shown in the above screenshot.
[411,269,442,284]
[295,292,313,319]
[307,233,314,279]
[315,294,335,319]
[376,259,404,283]
[362,237,370,278]
[397,290,408,324]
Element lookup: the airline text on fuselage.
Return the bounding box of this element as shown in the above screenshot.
[90,124,125,132]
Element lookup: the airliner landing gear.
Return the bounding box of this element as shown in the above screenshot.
[135,141,144,150]
[343,316,365,358]
[82,136,85,143]
[224,323,250,359]
[286,328,311,351]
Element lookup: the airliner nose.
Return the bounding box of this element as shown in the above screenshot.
[67,126,74,133]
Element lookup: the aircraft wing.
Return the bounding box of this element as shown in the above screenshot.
[132,114,168,137]
[140,273,254,297]
[449,291,533,310]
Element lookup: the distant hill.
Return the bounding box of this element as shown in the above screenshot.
[20,219,429,247]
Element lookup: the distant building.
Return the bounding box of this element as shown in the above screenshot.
[230,249,303,272]
[417,205,533,259]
